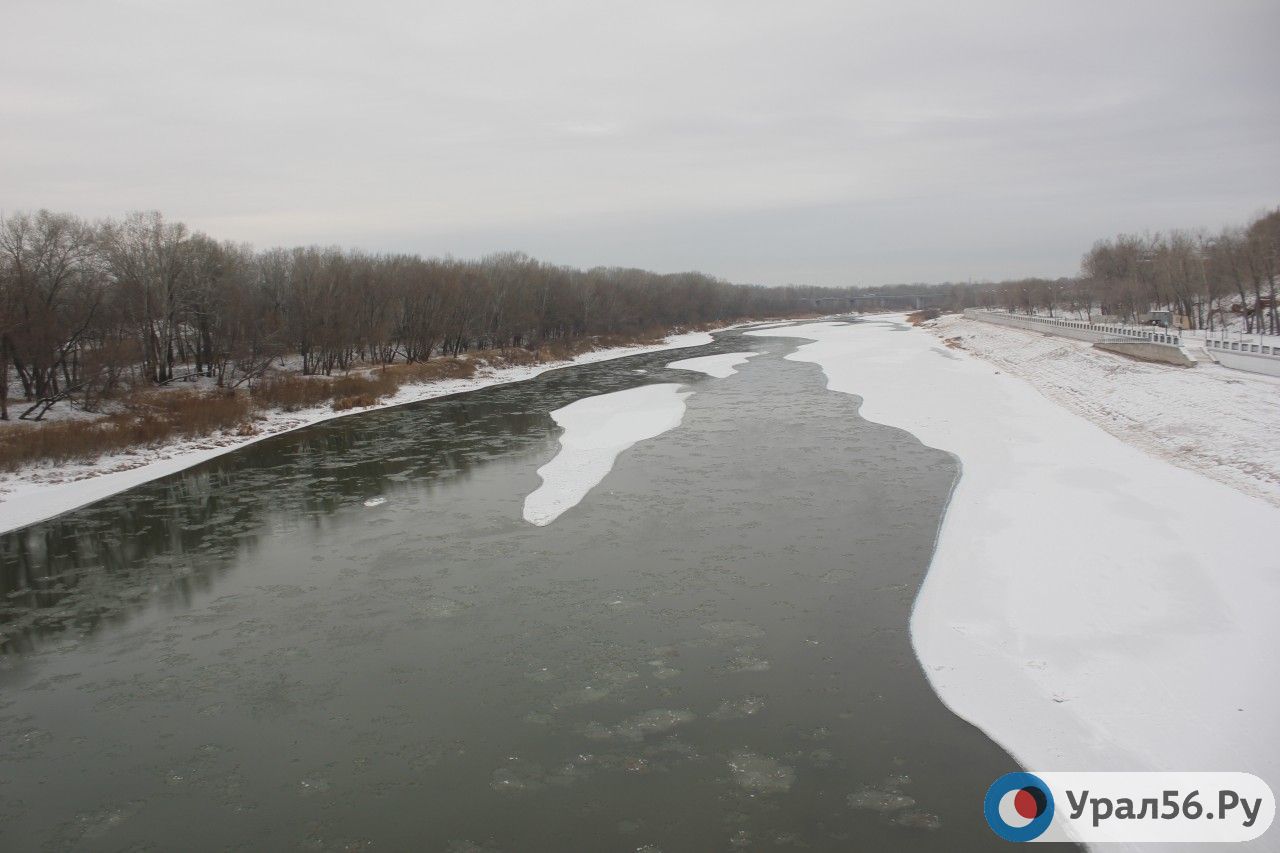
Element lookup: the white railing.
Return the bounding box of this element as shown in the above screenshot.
[964,310,1182,346]
[1203,338,1280,358]
[1181,327,1280,346]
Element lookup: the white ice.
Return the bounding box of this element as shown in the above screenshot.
[666,351,757,378]
[747,319,1280,851]
[522,383,691,526]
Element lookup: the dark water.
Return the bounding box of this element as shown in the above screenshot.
[0,327,1063,851]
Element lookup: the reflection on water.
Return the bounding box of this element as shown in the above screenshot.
[0,350,704,653]
[0,330,1074,852]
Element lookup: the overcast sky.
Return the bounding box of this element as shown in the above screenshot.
[3,0,1277,286]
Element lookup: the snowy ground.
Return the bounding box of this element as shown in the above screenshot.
[0,330,716,535]
[747,319,1280,851]
[931,314,1280,507]
[522,383,691,526]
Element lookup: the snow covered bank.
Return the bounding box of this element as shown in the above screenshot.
[522,383,691,526]
[0,331,715,535]
[929,314,1280,507]
[747,320,1280,849]
[666,351,757,378]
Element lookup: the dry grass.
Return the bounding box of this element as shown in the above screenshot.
[0,390,250,472]
[531,331,664,362]
[906,309,942,326]
[332,393,380,411]
[384,358,479,384]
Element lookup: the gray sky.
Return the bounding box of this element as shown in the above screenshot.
[3,0,1278,286]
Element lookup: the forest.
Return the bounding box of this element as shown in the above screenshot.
[2,204,1276,458]
[933,208,1280,332]
[0,210,820,423]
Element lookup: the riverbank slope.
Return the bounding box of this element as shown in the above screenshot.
[926,313,1280,507]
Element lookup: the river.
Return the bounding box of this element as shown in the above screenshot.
[0,324,1058,851]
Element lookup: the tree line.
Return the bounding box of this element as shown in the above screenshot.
[0,210,818,420]
[871,208,1279,333]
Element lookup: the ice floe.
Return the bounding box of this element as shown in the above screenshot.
[522,383,691,526]
[726,750,795,794]
[666,351,757,378]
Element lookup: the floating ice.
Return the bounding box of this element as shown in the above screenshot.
[724,653,771,674]
[523,384,691,526]
[362,497,386,508]
[806,748,836,767]
[892,810,942,831]
[412,596,468,619]
[710,696,766,720]
[447,841,501,853]
[586,709,695,741]
[666,351,757,378]
[726,750,795,794]
[847,787,916,811]
[552,684,614,708]
[615,709,696,740]
[847,773,918,813]
[490,758,548,792]
[700,621,765,642]
[298,774,331,794]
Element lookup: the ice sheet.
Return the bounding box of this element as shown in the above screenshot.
[523,383,691,526]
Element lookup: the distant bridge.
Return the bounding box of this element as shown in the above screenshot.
[808,293,947,312]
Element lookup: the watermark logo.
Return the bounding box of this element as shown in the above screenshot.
[984,771,1274,843]
[985,772,1055,841]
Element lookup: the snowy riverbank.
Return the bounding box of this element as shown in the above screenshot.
[0,330,718,535]
[748,319,1280,851]
[928,313,1280,507]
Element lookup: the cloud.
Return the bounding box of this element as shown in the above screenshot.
[1,0,1276,285]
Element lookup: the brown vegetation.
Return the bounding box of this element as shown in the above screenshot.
[0,390,250,471]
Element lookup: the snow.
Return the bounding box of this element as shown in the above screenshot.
[0,330,714,535]
[747,319,1280,851]
[666,351,757,378]
[932,314,1280,507]
[522,383,691,527]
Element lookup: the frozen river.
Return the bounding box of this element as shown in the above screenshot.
[0,324,1047,851]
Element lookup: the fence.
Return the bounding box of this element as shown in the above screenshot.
[963,309,1280,376]
[1200,338,1280,377]
[963,310,1182,346]
[1204,339,1278,357]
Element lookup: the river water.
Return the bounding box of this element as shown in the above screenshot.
[0,325,1054,851]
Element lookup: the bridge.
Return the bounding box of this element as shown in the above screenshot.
[807,293,947,312]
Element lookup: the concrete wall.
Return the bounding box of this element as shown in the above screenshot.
[1205,344,1280,378]
[1093,341,1195,367]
